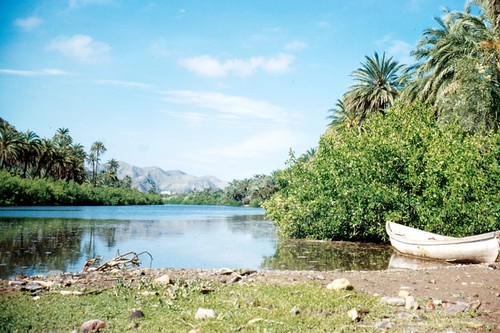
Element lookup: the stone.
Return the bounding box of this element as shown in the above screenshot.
[347,308,360,321]
[194,308,217,320]
[405,296,419,310]
[443,301,469,313]
[326,278,353,290]
[8,280,26,286]
[398,290,410,298]
[290,307,300,315]
[154,274,171,285]
[219,268,234,275]
[129,309,145,319]
[375,319,394,328]
[81,319,107,332]
[380,296,406,306]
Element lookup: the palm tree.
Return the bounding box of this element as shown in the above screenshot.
[88,141,107,186]
[19,130,40,178]
[327,98,359,131]
[407,3,500,131]
[344,52,407,127]
[103,158,120,187]
[0,124,22,170]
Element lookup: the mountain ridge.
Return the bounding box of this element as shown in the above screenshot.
[116,161,227,194]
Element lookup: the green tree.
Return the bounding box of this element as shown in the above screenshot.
[19,130,40,178]
[263,103,499,241]
[0,124,22,171]
[406,3,500,131]
[344,52,407,127]
[326,98,359,132]
[88,141,107,187]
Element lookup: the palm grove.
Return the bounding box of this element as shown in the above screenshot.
[0,120,162,205]
[263,1,500,241]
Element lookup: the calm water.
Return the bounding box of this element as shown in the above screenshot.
[0,205,393,279]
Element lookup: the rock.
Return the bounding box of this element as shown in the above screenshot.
[375,319,394,328]
[227,275,241,284]
[443,301,469,313]
[290,307,300,315]
[129,309,144,319]
[326,278,353,290]
[188,329,202,333]
[194,308,217,320]
[81,319,107,332]
[398,290,410,298]
[22,283,43,293]
[219,268,234,275]
[239,269,256,276]
[8,280,26,286]
[140,291,158,296]
[380,296,406,306]
[469,300,481,311]
[154,274,171,285]
[347,308,360,321]
[405,296,419,310]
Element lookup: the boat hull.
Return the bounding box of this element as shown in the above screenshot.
[386,222,499,264]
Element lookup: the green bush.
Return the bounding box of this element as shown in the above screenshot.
[263,103,500,241]
[0,170,163,206]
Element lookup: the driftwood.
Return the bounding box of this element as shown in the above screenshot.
[83,250,153,272]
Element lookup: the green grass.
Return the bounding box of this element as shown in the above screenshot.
[0,277,487,332]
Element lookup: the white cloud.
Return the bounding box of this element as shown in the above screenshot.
[48,34,111,63]
[163,90,289,122]
[199,129,297,159]
[285,40,308,51]
[0,68,70,76]
[96,79,152,90]
[375,35,414,65]
[14,16,43,31]
[179,53,294,77]
[162,110,206,127]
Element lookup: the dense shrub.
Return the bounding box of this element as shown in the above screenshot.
[0,171,163,206]
[263,103,499,241]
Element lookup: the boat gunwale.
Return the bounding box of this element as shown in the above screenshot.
[386,222,499,246]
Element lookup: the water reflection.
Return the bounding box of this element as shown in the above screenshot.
[261,239,392,271]
[387,253,452,270]
[0,206,402,279]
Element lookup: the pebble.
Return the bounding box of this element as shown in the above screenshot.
[347,308,360,321]
[380,296,406,306]
[398,290,410,298]
[326,278,353,290]
[405,296,419,310]
[290,307,300,315]
[194,308,217,320]
[154,274,171,285]
[81,319,107,333]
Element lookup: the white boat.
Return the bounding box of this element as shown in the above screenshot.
[386,221,499,264]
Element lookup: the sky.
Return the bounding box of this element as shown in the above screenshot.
[0,0,467,181]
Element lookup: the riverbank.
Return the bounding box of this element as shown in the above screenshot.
[1,263,498,332]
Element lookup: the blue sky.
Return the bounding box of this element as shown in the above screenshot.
[1,0,466,181]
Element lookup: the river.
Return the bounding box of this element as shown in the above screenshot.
[0,205,393,279]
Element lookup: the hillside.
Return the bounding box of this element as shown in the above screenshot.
[116,161,227,194]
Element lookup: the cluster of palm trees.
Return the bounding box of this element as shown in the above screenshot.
[328,1,499,133]
[0,118,119,186]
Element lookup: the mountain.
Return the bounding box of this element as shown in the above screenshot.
[116,161,228,194]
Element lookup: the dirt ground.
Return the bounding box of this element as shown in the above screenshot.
[2,260,499,331]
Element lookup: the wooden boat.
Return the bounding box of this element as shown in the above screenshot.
[386,221,499,264]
